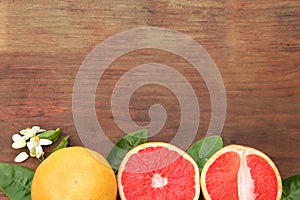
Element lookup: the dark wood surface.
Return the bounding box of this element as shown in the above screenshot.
[0,0,299,199]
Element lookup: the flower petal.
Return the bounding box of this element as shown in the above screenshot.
[27,141,36,157]
[35,145,44,158]
[12,134,23,142]
[32,126,46,133]
[20,128,32,135]
[19,130,27,135]
[12,140,26,149]
[14,152,29,163]
[32,126,40,130]
[22,132,35,140]
[39,139,52,146]
[37,129,46,133]
[27,141,35,151]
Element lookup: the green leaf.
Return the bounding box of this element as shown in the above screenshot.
[107,129,148,174]
[282,174,300,200]
[51,135,70,153]
[0,163,34,200]
[38,128,62,143]
[187,136,223,172]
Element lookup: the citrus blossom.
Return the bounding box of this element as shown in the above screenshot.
[11,126,51,162]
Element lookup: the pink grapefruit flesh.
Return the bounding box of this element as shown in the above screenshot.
[201,145,282,200]
[117,142,200,200]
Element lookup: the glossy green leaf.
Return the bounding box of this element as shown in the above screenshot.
[187,136,223,172]
[107,129,148,174]
[51,135,70,153]
[282,174,300,200]
[0,163,34,200]
[38,128,62,143]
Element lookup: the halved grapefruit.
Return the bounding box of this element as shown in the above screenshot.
[201,144,282,200]
[117,142,200,200]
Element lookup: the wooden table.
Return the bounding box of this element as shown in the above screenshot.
[0,0,299,199]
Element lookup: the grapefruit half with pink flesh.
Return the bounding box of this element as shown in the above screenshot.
[117,142,200,200]
[201,144,282,200]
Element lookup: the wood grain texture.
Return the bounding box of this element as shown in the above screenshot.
[0,0,299,199]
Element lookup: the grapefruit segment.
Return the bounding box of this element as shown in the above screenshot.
[246,154,279,200]
[118,142,200,200]
[201,145,282,200]
[205,152,240,200]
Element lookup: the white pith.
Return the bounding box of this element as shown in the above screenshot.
[151,173,168,188]
[236,149,258,200]
[201,144,282,200]
[117,142,200,200]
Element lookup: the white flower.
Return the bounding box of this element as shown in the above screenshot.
[27,136,52,159]
[12,126,45,149]
[20,126,45,140]
[12,126,48,162]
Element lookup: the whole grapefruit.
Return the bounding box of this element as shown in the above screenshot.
[31,146,117,200]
